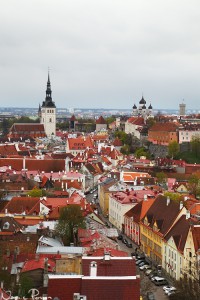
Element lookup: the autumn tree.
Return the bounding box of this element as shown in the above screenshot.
[188,173,200,198]
[56,205,86,246]
[168,141,180,158]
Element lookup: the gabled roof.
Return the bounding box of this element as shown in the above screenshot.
[164,215,190,253]
[3,197,40,214]
[192,225,200,252]
[142,195,183,235]
[21,257,55,273]
[96,116,106,124]
[0,144,19,156]
[149,122,179,132]
[127,117,145,126]
[67,136,94,150]
[125,198,155,223]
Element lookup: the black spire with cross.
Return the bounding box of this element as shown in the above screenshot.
[42,71,56,108]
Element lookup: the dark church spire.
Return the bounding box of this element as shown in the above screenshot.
[41,71,56,108]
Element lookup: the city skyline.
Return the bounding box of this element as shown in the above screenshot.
[0,1,200,110]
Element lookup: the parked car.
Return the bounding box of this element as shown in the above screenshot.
[136,259,145,265]
[167,290,177,297]
[126,242,133,248]
[145,268,153,276]
[146,291,155,300]
[117,234,123,240]
[138,261,147,267]
[93,193,98,198]
[153,276,168,286]
[163,285,176,292]
[164,286,177,295]
[139,264,149,270]
[122,238,128,244]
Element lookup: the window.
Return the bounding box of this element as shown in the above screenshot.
[3,222,10,230]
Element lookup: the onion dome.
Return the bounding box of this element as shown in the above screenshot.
[132,104,137,109]
[148,103,153,109]
[139,96,146,105]
[142,105,146,109]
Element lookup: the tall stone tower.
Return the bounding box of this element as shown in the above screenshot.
[179,101,186,116]
[40,73,56,137]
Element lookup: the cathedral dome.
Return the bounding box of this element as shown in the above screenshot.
[139,96,146,105]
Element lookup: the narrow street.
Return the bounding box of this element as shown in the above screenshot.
[86,192,169,300]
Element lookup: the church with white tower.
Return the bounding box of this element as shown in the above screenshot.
[39,73,56,137]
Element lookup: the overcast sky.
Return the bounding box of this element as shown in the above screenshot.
[0,0,200,110]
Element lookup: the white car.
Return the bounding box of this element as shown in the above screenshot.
[165,287,176,295]
[163,286,176,294]
[139,264,149,270]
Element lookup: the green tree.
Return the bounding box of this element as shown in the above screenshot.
[168,141,180,158]
[27,188,43,197]
[156,172,167,184]
[164,191,182,202]
[191,134,200,158]
[114,131,127,145]
[56,205,85,246]
[120,144,130,155]
[134,147,149,159]
[188,173,200,197]
[106,116,115,124]
[18,274,33,298]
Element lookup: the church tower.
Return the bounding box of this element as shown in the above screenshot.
[40,72,56,137]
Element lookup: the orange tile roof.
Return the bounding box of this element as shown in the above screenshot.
[123,171,151,182]
[68,136,94,150]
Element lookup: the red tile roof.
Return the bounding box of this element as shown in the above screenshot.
[149,122,179,132]
[68,136,94,150]
[96,116,106,124]
[22,257,55,273]
[3,197,40,214]
[82,256,136,276]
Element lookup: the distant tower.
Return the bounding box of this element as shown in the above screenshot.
[40,72,56,137]
[179,101,186,116]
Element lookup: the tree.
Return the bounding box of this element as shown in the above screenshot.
[170,277,200,300]
[188,173,200,198]
[120,144,130,155]
[27,187,43,197]
[56,205,85,246]
[134,147,150,159]
[164,191,182,202]
[114,131,127,145]
[191,134,200,159]
[156,172,167,184]
[18,274,33,298]
[168,141,180,158]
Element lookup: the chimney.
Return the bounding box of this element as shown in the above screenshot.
[180,201,183,210]
[44,257,48,274]
[35,253,40,261]
[166,196,170,206]
[90,261,97,276]
[104,252,111,261]
[144,194,147,201]
[186,210,190,220]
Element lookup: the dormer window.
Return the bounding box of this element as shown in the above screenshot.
[144,217,149,226]
[3,222,10,230]
[153,222,159,232]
